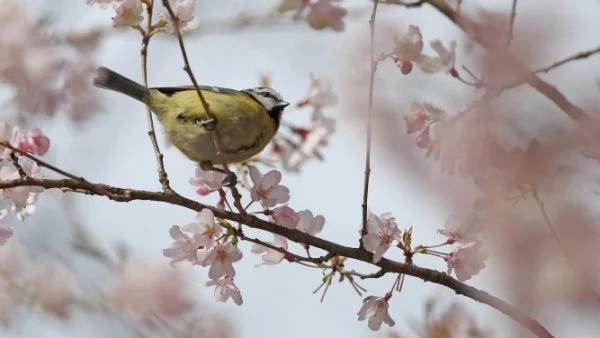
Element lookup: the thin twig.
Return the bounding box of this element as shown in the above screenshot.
[0,154,555,338]
[507,0,518,45]
[350,268,387,279]
[360,0,379,249]
[160,0,245,213]
[139,1,172,192]
[9,153,26,177]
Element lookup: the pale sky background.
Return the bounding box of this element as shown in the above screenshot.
[4,0,600,337]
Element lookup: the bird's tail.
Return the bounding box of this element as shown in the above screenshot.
[93,67,149,103]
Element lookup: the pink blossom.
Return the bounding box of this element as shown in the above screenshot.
[249,166,290,207]
[438,214,478,244]
[205,276,243,305]
[282,112,336,172]
[305,75,338,109]
[416,40,457,74]
[272,205,299,229]
[362,211,400,263]
[306,0,347,31]
[357,295,395,331]
[31,262,74,318]
[0,122,23,160]
[404,103,429,134]
[0,160,44,211]
[446,244,487,281]
[189,165,226,196]
[18,128,50,156]
[296,210,325,236]
[251,235,288,265]
[393,25,424,74]
[113,260,191,320]
[159,0,200,33]
[112,0,144,27]
[163,226,202,265]
[201,243,243,280]
[163,209,222,265]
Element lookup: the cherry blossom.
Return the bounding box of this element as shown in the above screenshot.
[113,260,191,320]
[163,209,222,265]
[249,166,290,207]
[362,211,400,263]
[0,159,44,211]
[163,226,201,265]
[251,235,288,265]
[438,214,478,244]
[306,0,347,32]
[304,75,339,109]
[417,40,457,74]
[159,0,200,33]
[0,210,13,247]
[206,276,243,305]
[446,244,487,282]
[112,0,144,28]
[357,295,395,331]
[393,25,424,74]
[404,103,429,134]
[189,165,227,196]
[296,210,325,236]
[31,262,75,318]
[272,205,300,229]
[201,243,243,280]
[0,122,24,161]
[283,112,336,171]
[18,128,50,156]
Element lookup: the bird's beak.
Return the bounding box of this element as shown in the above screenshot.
[279,101,290,108]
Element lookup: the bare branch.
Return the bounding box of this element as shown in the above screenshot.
[507,0,518,45]
[361,0,379,249]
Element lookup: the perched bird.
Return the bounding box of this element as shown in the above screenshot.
[93,67,289,168]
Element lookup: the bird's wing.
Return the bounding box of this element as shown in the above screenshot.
[152,85,242,96]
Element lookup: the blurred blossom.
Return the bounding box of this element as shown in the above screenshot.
[1,1,99,120]
[190,165,227,196]
[296,210,325,236]
[0,122,24,161]
[249,166,290,207]
[0,159,44,211]
[206,276,243,305]
[272,205,299,229]
[437,213,478,244]
[0,288,22,326]
[251,234,288,265]
[362,211,400,263]
[282,113,336,171]
[0,241,24,278]
[18,128,50,156]
[159,0,200,33]
[201,243,243,280]
[416,40,457,74]
[31,262,75,318]
[305,0,347,31]
[0,210,13,247]
[357,295,395,331]
[303,75,339,109]
[404,103,429,134]
[113,260,191,321]
[446,243,487,282]
[112,0,144,27]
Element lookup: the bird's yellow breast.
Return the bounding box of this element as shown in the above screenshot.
[146,88,276,164]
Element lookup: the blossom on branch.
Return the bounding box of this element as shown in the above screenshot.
[18,129,50,156]
[251,235,288,265]
[189,165,227,196]
[437,213,479,244]
[446,243,487,282]
[357,295,395,331]
[272,205,300,229]
[296,210,325,236]
[392,25,456,75]
[201,243,243,280]
[159,0,200,33]
[305,0,347,31]
[362,211,401,263]
[205,276,243,306]
[249,166,290,207]
[112,0,144,28]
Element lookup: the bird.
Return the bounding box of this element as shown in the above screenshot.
[92,66,289,169]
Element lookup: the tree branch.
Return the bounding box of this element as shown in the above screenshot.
[361,0,379,249]
[0,175,553,338]
[387,0,589,123]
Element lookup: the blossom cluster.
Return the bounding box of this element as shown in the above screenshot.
[0,122,52,246]
[87,0,199,32]
[390,25,456,75]
[173,166,326,305]
[1,1,100,121]
[269,75,338,172]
